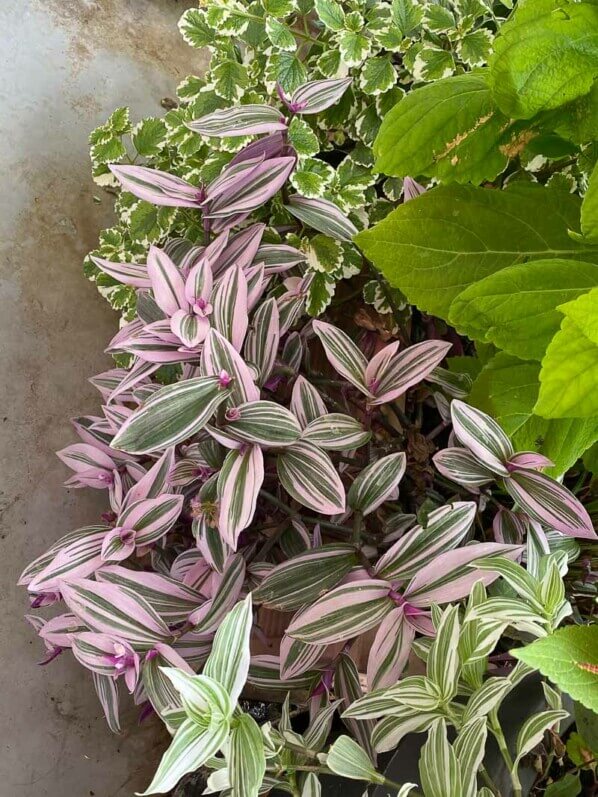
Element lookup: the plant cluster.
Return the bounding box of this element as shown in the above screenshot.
[20,0,598,795]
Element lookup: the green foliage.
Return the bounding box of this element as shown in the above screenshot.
[513,626,598,713]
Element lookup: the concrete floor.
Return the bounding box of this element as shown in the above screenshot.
[0,2,207,794]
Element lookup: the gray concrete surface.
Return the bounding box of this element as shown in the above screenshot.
[0,2,207,794]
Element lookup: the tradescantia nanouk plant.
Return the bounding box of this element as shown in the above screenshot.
[21,1,598,795]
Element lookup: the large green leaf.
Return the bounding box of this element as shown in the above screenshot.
[513,625,598,713]
[536,290,598,418]
[355,184,598,319]
[449,259,598,361]
[468,353,598,475]
[374,73,511,184]
[488,0,598,119]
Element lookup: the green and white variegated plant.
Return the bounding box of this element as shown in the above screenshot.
[85,0,508,323]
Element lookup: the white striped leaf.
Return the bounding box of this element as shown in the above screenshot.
[433,447,495,488]
[92,671,120,733]
[125,447,176,504]
[291,376,328,428]
[367,606,415,691]
[162,668,232,723]
[109,164,200,208]
[301,773,321,797]
[60,578,172,648]
[224,401,302,447]
[118,494,184,547]
[503,468,596,539]
[451,400,514,476]
[28,527,108,592]
[217,446,264,549]
[19,527,103,586]
[302,413,370,451]
[372,709,441,753]
[515,709,569,764]
[188,105,287,137]
[204,593,253,705]
[454,717,487,797]
[282,332,303,371]
[229,713,266,797]
[96,566,203,623]
[141,645,186,727]
[291,78,352,114]
[326,736,384,784]
[470,556,543,611]
[277,441,345,514]
[335,652,375,760]
[464,597,547,635]
[202,329,260,407]
[112,376,231,455]
[287,579,393,645]
[256,243,306,273]
[244,298,280,385]
[287,196,358,242]
[254,544,358,610]
[463,677,514,723]
[312,320,367,392]
[212,265,248,351]
[193,517,228,574]
[384,675,443,712]
[375,501,477,581]
[248,654,319,692]
[206,156,296,220]
[304,699,344,752]
[428,605,461,702]
[343,687,412,721]
[405,543,524,607]
[189,554,246,635]
[348,453,406,516]
[420,719,463,797]
[138,717,229,796]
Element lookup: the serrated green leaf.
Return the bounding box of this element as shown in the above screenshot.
[355,184,598,319]
[392,0,423,37]
[314,0,345,31]
[265,16,297,50]
[287,117,320,157]
[359,56,396,95]
[489,0,598,119]
[213,60,248,101]
[374,73,510,184]
[178,8,216,48]
[133,118,167,157]
[272,51,307,93]
[413,45,455,82]
[514,626,598,713]
[291,158,334,197]
[457,28,493,67]
[338,31,371,67]
[306,271,336,315]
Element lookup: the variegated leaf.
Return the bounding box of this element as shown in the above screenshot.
[291,375,328,428]
[302,413,370,451]
[244,298,280,385]
[224,400,302,447]
[277,441,346,514]
[229,713,266,797]
[287,196,358,242]
[367,606,415,690]
[326,736,384,784]
[348,453,406,516]
[419,719,462,797]
[312,320,368,392]
[212,265,248,351]
[202,329,260,407]
[451,400,513,476]
[188,105,287,137]
[217,446,264,549]
[204,593,253,705]
[366,339,452,405]
[433,447,495,488]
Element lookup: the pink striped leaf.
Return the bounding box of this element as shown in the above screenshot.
[366,340,452,405]
[312,320,368,392]
[433,447,495,488]
[92,671,121,733]
[217,445,264,549]
[28,527,108,592]
[367,607,415,691]
[224,400,302,447]
[202,329,260,406]
[205,156,296,219]
[107,357,160,404]
[348,453,406,516]
[451,400,514,476]
[112,376,231,455]
[72,632,140,692]
[170,310,208,349]
[59,578,172,648]
[276,440,346,514]
[282,331,303,372]
[211,265,248,351]
[109,164,201,208]
[189,554,246,634]
[279,635,325,680]
[116,494,183,547]
[256,244,306,274]
[507,451,555,471]
[254,544,359,610]
[111,329,192,364]
[230,131,285,166]
[35,613,86,648]
[504,469,596,539]
[492,508,528,544]
[290,78,352,114]
[96,566,203,623]
[89,255,150,288]
[375,501,477,581]
[291,376,328,428]
[244,298,280,385]
[188,104,287,137]
[287,579,394,645]
[19,525,107,587]
[302,413,371,451]
[245,262,268,312]
[125,447,176,505]
[56,442,115,477]
[211,224,265,279]
[146,246,187,316]
[287,196,358,242]
[405,543,524,607]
